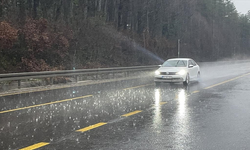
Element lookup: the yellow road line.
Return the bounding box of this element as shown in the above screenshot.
[0,95,93,114]
[19,142,49,150]
[204,73,250,89]
[0,91,31,97]
[160,102,167,105]
[76,122,107,132]
[191,91,200,94]
[0,86,74,97]
[123,84,153,90]
[122,110,142,117]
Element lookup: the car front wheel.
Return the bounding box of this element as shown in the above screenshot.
[155,82,160,86]
[183,74,189,86]
[197,72,200,81]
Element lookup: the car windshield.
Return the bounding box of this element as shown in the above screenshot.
[162,60,187,67]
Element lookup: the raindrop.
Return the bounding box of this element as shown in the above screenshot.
[87,135,90,140]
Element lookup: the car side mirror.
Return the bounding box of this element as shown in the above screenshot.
[189,65,194,68]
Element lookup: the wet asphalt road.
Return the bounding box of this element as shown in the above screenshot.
[1,61,250,150]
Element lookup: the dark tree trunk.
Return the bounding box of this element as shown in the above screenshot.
[117,1,122,30]
[33,0,40,19]
[0,0,3,19]
[19,0,26,25]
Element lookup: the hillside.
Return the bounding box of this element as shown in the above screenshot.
[0,0,250,73]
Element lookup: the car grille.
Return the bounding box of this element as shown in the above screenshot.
[160,72,176,75]
[156,77,182,81]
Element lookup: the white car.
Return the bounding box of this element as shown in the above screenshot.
[154,58,200,85]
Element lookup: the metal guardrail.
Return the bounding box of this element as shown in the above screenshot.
[1,59,250,90]
[0,65,160,89]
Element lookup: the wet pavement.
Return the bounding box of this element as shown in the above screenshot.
[1,61,250,150]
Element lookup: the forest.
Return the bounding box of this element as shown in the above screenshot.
[0,0,250,73]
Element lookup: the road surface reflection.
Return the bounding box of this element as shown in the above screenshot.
[153,89,163,129]
[174,87,191,149]
[154,84,193,149]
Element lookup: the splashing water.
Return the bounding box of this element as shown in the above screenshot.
[101,26,165,63]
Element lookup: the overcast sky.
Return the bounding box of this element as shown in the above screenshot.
[230,0,250,14]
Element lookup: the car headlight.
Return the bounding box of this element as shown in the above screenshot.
[155,70,160,75]
[177,70,186,75]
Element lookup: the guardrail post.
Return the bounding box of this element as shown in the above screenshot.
[50,77,53,85]
[75,75,79,83]
[18,80,21,89]
[96,70,99,80]
[42,79,46,86]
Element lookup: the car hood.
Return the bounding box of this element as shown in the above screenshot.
[157,67,187,72]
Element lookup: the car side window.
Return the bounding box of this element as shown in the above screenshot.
[188,60,192,66]
[191,60,197,66]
